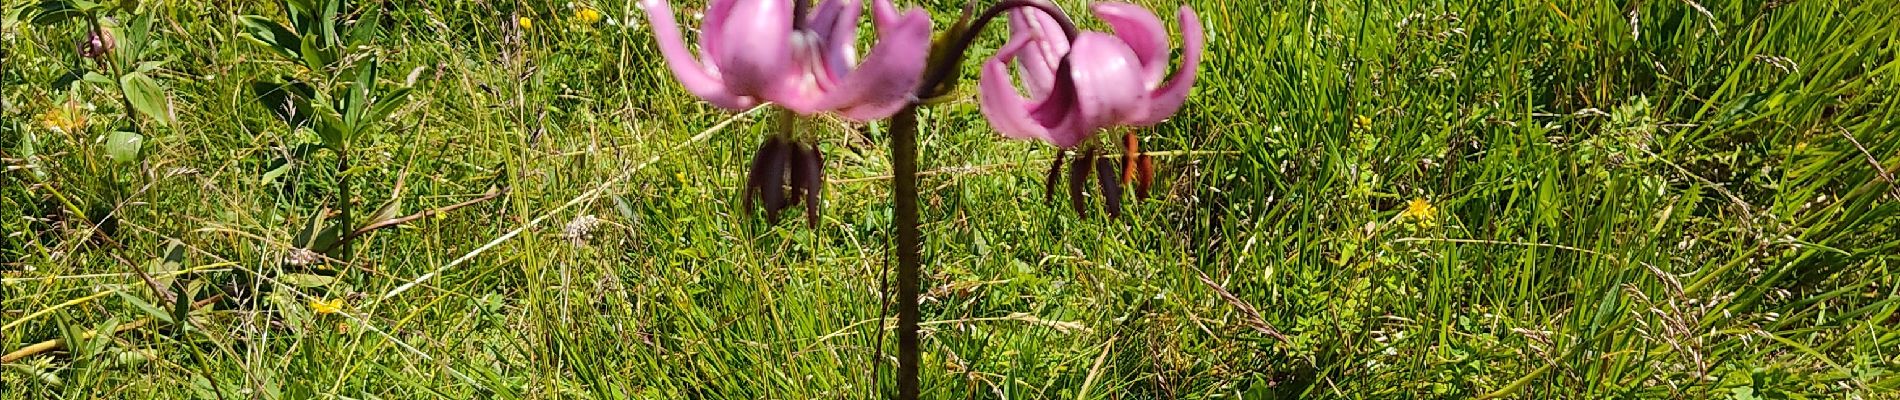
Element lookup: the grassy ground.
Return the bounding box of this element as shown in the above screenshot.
[3,0,1898,398]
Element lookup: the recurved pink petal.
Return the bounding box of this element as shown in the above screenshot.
[1007,9,1069,97]
[1091,2,1170,87]
[809,0,860,81]
[701,0,738,61]
[871,0,902,28]
[978,40,1054,143]
[1066,33,1147,133]
[710,0,793,96]
[640,0,752,109]
[812,8,930,121]
[1130,6,1202,126]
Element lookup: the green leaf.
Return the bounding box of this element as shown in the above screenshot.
[104,130,144,164]
[251,78,314,129]
[69,0,103,12]
[347,0,382,46]
[343,60,378,128]
[30,0,84,25]
[280,273,336,288]
[135,60,167,73]
[362,87,411,128]
[238,15,302,62]
[82,71,114,86]
[114,290,174,325]
[298,35,335,70]
[310,99,347,150]
[119,72,174,127]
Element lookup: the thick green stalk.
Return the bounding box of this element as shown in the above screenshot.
[889,104,922,399]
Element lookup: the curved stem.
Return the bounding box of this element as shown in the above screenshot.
[916,0,1079,98]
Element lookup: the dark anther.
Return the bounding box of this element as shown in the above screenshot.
[745,136,800,224]
[1121,132,1140,186]
[743,136,779,218]
[1044,150,1067,205]
[789,142,825,228]
[1095,156,1122,219]
[1068,146,1097,216]
[1136,154,1155,200]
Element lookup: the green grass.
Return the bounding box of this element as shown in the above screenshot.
[3,0,1898,398]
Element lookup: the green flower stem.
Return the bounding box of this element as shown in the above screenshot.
[889,2,1078,398]
[889,103,922,400]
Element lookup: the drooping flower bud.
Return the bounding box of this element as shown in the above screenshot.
[77,28,115,60]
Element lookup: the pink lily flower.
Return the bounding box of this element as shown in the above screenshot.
[978,3,1204,148]
[641,0,932,121]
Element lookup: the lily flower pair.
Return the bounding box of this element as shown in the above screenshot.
[643,0,1202,222]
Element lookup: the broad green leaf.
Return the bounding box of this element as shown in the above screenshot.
[251,79,314,129]
[343,60,378,127]
[104,130,144,164]
[347,0,381,46]
[119,72,174,127]
[69,0,103,12]
[310,101,347,150]
[30,0,84,25]
[238,15,302,62]
[298,35,335,70]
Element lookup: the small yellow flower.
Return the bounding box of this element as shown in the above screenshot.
[518,16,533,30]
[310,298,345,315]
[1353,114,1373,131]
[1400,197,1437,227]
[576,7,602,25]
[38,102,87,134]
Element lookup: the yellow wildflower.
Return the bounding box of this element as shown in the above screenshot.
[38,101,87,134]
[1353,114,1372,131]
[310,298,345,315]
[518,16,533,30]
[576,7,602,25]
[1400,197,1437,227]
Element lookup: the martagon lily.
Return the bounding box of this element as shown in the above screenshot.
[978,3,1203,215]
[642,0,933,225]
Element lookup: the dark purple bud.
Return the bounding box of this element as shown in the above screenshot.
[77,28,115,59]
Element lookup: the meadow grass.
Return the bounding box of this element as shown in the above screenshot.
[2,0,1897,398]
